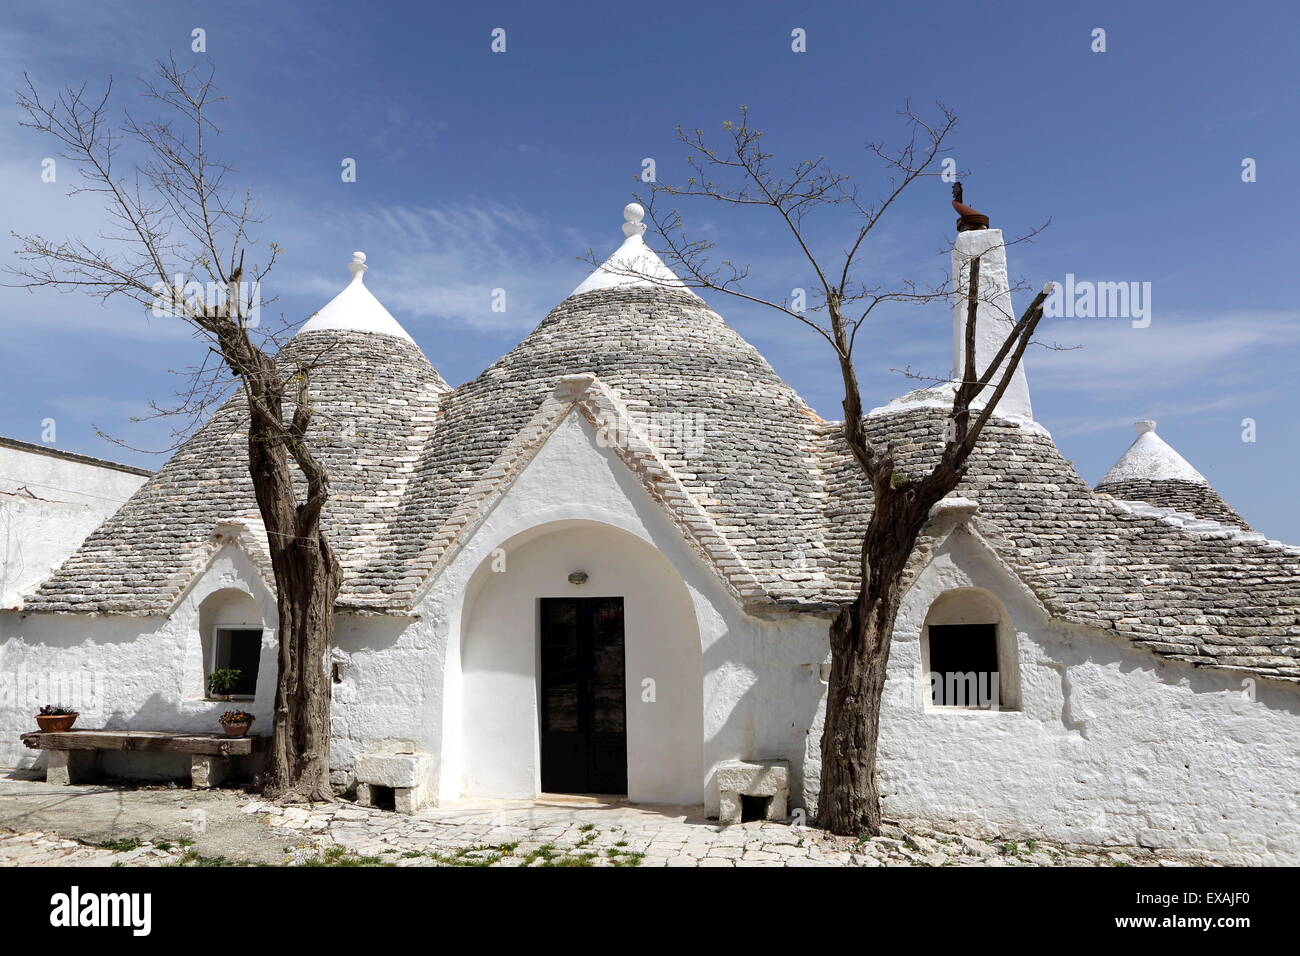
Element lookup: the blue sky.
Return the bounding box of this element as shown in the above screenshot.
[2,1,1298,540]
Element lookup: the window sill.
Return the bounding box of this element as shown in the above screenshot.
[204,695,255,703]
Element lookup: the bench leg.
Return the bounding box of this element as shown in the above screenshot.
[394,786,418,815]
[718,790,742,825]
[47,750,96,786]
[191,754,230,789]
[766,791,787,822]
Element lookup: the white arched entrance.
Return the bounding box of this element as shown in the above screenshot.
[457,519,705,805]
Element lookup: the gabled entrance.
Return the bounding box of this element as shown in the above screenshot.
[454,511,705,805]
[539,597,627,794]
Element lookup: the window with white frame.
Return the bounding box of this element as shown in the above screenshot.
[927,623,1000,708]
[210,626,262,697]
[921,588,1019,711]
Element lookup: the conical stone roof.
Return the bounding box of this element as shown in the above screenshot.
[1095,421,1250,530]
[822,404,1298,679]
[372,279,832,606]
[23,257,449,613]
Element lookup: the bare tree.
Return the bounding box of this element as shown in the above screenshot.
[622,106,1052,835]
[8,59,339,803]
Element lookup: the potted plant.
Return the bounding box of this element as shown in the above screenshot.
[218,710,255,737]
[35,704,79,733]
[207,668,242,700]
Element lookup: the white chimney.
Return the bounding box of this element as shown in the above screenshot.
[951,228,1033,421]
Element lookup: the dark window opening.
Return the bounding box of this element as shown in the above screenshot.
[928,623,1000,709]
[369,785,396,812]
[741,794,772,823]
[212,628,262,697]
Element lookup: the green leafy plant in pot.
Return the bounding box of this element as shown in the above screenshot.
[207,668,242,700]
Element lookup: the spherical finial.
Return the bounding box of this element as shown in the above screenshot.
[622,202,647,238]
[348,250,368,277]
[1135,420,1156,434]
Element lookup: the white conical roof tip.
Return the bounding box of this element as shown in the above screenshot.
[1099,419,1207,486]
[293,249,415,343]
[569,201,695,298]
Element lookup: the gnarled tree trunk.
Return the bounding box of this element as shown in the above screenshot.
[817,479,955,834]
[238,347,342,804]
[262,528,340,802]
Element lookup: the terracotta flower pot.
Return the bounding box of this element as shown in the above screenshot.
[36,713,78,733]
[222,721,253,737]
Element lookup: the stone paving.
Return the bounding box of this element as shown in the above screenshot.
[0,789,1215,867]
[0,830,188,867]
[254,795,1206,867]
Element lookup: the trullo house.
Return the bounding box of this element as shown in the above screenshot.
[1,204,1297,864]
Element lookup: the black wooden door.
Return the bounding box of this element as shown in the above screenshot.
[539,597,627,794]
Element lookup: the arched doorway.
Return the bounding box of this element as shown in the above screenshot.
[458,520,705,804]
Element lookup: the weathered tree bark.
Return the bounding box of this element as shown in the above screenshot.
[226,341,342,803]
[261,526,340,802]
[816,479,959,834]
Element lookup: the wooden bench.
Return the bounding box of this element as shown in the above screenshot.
[21,730,263,788]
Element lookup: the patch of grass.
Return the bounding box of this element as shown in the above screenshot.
[526,843,557,864]
[404,838,636,868]
[578,823,596,832]
[97,838,144,852]
[422,842,518,867]
[296,845,393,868]
[172,849,240,867]
[153,841,174,852]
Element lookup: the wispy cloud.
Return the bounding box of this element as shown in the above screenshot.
[1033,309,1300,398]
[1047,393,1272,438]
[277,199,589,333]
